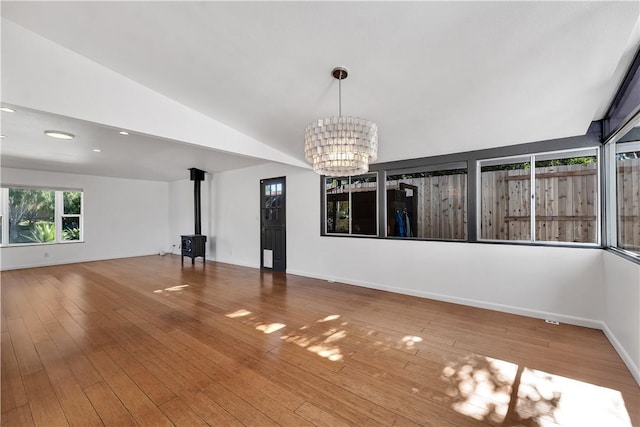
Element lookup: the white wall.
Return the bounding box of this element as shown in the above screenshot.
[602,251,640,384]
[0,168,170,270]
[207,163,605,327]
[168,177,213,255]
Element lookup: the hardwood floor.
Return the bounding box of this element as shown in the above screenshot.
[1,255,638,426]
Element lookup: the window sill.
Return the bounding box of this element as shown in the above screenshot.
[321,233,603,249]
[604,247,640,265]
[476,239,601,249]
[1,240,85,248]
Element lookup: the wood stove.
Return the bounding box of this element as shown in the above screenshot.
[181,234,206,264]
[181,168,207,264]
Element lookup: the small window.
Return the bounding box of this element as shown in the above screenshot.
[62,191,82,241]
[386,163,467,240]
[325,174,377,236]
[479,148,599,244]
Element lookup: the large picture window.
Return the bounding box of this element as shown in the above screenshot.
[479,148,599,244]
[386,163,467,240]
[325,174,377,236]
[1,187,83,245]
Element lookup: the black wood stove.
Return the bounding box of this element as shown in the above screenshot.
[181,168,207,264]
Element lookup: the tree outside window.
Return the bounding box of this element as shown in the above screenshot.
[9,188,55,244]
[3,187,83,245]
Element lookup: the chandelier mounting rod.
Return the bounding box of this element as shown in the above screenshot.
[332,67,348,118]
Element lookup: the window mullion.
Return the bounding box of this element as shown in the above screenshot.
[55,191,63,243]
[604,143,617,247]
[530,155,536,242]
[1,188,7,246]
[348,177,352,235]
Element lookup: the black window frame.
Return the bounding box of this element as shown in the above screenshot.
[320,131,602,249]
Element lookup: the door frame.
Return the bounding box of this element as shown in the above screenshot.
[260,176,286,272]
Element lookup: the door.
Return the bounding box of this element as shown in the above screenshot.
[260,177,286,272]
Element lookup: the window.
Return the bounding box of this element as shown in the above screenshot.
[325,174,377,235]
[479,148,599,244]
[318,137,603,249]
[386,163,467,240]
[8,188,55,244]
[606,114,640,258]
[615,140,640,255]
[1,187,83,245]
[480,157,531,241]
[62,191,82,241]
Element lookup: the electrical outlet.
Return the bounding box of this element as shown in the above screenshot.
[44,252,49,258]
[545,319,560,325]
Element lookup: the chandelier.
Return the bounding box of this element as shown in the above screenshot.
[304,67,378,176]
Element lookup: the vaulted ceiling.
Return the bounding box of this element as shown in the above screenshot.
[1,1,638,181]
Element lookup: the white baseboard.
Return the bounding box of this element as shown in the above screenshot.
[602,324,640,385]
[287,269,603,329]
[0,252,161,271]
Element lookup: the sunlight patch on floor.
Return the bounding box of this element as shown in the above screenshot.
[324,330,347,343]
[153,284,189,294]
[442,355,516,422]
[318,314,341,322]
[256,323,286,334]
[441,354,632,426]
[402,335,423,349]
[307,344,343,361]
[279,315,347,362]
[519,368,632,427]
[226,309,252,318]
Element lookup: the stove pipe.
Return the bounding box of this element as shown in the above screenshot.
[189,168,206,235]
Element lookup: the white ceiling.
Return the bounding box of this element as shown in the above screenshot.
[0,104,265,181]
[1,1,639,181]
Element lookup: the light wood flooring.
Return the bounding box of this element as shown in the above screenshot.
[1,255,638,426]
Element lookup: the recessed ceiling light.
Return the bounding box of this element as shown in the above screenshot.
[44,130,75,140]
[93,149,102,152]
[0,135,6,138]
[119,131,129,135]
[0,107,16,113]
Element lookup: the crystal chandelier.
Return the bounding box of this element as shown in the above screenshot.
[304,67,378,176]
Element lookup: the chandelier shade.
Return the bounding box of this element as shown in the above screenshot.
[304,116,378,176]
[304,67,378,176]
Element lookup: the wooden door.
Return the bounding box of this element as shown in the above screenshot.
[260,177,286,272]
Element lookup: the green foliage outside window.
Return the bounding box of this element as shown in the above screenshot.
[26,222,56,243]
[64,191,82,214]
[9,188,55,243]
[5,188,83,244]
